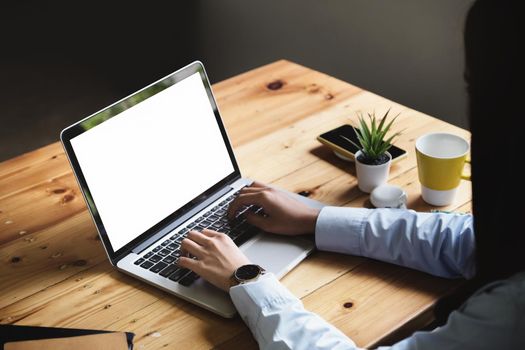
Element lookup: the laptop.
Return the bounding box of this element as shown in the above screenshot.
[60,61,324,317]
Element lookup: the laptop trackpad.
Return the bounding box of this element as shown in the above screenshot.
[240,233,315,279]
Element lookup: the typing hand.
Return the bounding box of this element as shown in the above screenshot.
[227,181,320,235]
[178,229,250,291]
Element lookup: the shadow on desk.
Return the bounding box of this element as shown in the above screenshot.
[310,145,356,176]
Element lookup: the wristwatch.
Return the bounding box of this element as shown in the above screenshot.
[230,264,266,287]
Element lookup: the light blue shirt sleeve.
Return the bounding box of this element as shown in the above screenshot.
[228,207,487,349]
[315,207,476,279]
[230,272,525,350]
[230,273,358,350]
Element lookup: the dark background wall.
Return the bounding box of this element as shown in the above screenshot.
[0,0,473,162]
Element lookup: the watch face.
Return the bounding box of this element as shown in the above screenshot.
[235,264,261,281]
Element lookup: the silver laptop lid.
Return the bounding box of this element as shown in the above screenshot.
[60,61,241,264]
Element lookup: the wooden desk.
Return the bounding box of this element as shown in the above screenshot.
[0,60,471,349]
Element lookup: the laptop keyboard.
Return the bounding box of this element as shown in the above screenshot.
[133,189,261,287]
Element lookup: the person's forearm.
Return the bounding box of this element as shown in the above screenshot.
[315,207,476,279]
[230,274,360,350]
[230,253,524,350]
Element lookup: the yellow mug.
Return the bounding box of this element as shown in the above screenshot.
[415,133,471,206]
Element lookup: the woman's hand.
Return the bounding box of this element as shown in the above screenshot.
[178,181,319,290]
[228,181,320,235]
[178,229,251,291]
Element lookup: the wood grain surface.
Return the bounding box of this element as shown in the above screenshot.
[0,60,471,349]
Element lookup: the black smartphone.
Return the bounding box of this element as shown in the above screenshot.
[317,124,407,163]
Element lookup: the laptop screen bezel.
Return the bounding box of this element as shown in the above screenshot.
[60,61,241,264]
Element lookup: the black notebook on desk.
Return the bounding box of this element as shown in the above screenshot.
[0,325,134,350]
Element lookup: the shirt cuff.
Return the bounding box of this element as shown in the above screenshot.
[314,206,370,255]
[229,273,299,328]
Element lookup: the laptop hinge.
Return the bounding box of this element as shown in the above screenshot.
[131,185,234,254]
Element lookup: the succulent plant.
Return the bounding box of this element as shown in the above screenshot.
[341,109,401,164]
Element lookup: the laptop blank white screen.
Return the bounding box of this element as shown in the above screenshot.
[71,73,235,251]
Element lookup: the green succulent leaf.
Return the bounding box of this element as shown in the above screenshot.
[349,109,402,161]
[370,113,377,136]
[358,114,371,141]
[340,134,361,151]
[376,109,389,132]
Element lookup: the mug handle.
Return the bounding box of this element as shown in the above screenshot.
[461,158,471,181]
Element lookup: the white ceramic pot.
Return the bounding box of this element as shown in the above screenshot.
[355,151,392,193]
